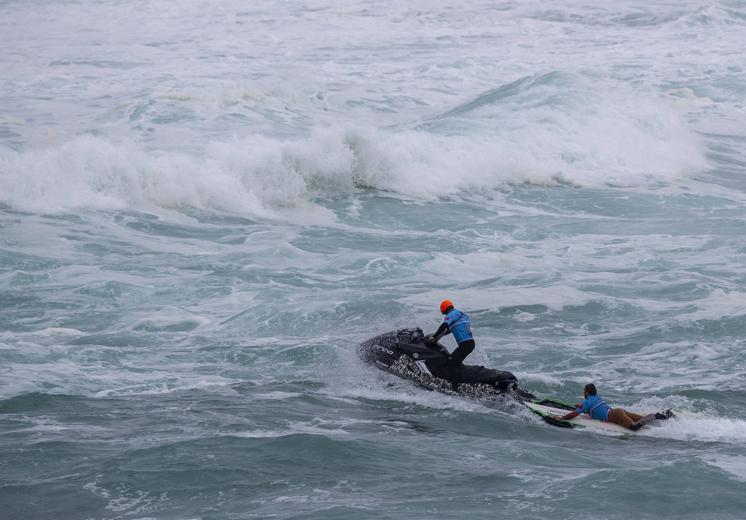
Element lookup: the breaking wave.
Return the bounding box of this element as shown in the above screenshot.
[0,73,709,215]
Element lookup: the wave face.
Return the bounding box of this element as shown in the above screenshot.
[3,1,743,213]
[0,98,709,214]
[2,1,746,519]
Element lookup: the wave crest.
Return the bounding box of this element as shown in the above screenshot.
[1,82,708,215]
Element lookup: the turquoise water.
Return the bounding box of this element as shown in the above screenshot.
[2,1,746,519]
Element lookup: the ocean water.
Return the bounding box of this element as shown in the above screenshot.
[2,1,746,518]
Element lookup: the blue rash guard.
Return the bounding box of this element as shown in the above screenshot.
[442,309,473,344]
[576,394,611,422]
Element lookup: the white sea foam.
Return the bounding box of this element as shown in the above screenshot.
[627,396,746,444]
[405,284,595,313]
[0,98,708,215]
[19,327,85,337]
[132,308,211,332]
[702,455,746,482]
[644,413,746,444]
[230,421,350,439]
[4,0,730,220]
[684,289,746,321]
[515,372,563,386]
[5,416,111,437]
[96,376,238,398]
[83,482,162,515]
[251,391,303,401]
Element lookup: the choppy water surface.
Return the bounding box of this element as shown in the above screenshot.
[2,1,746,519]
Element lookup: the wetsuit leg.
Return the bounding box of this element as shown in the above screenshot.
[450,339,475,364]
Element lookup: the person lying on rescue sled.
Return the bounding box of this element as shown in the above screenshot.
[558,383,674,431]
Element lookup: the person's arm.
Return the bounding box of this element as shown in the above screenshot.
[558,401,586,421]
[425,322,450,344]
[432,321,450,341]
[558,410,580,421]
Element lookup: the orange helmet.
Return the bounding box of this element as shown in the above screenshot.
[439,299,454,314]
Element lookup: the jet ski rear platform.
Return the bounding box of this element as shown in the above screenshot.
[358,328,536,402]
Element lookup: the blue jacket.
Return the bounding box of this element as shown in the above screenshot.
[576,394,611,422]
[442,309,473,344]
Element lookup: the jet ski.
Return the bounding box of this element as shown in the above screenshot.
[358,327,536,402]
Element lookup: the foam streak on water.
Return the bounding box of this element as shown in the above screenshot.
[1,1,746,519]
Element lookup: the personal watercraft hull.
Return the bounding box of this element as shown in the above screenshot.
[358,328,536,402]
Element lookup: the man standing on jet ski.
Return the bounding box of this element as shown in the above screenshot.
[426,299,476,364]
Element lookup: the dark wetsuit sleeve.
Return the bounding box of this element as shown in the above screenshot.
[433,322,450,341]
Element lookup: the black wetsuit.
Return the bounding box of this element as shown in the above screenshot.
[433,322,475,364]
